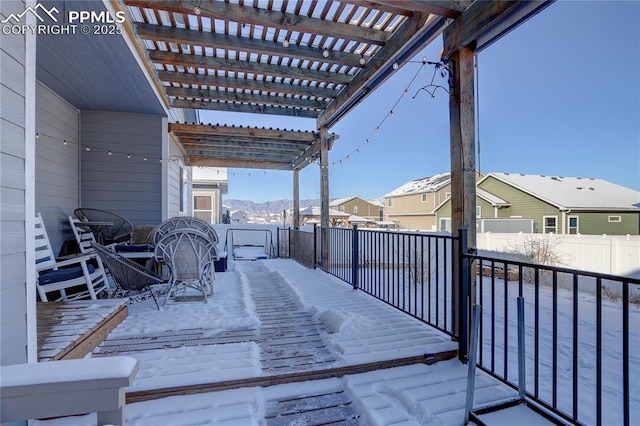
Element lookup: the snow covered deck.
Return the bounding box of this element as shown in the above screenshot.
[35,259,518,425]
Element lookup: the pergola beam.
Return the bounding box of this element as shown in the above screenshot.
[159,71,339,99]
[180,139,310,152]
[165,87,329,110]
[169,123,319,141]
[135,23,366,68]
[149,51,353,85]
[361,1,471,19]
[441,0,554,59]
[188,157,293,170]
[171,99,319,118]
[317,13,447,129]
[126,0,390,45]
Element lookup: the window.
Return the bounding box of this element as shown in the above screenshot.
[439,218,451,233]
[339,206,345,212]
[194,195,213,224]
[568,216,579,234]
[445,192,451,199]
[608,216,622,223]
[421,193,427,202]
[353,206,358,214]
[476,206,481,218]
[388,198,394,207]
[543,216,557,234]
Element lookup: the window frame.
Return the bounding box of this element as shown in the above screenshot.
[543,215,557,234]
[568,215,579,234]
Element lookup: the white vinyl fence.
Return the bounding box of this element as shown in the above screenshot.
[476,233,640,277]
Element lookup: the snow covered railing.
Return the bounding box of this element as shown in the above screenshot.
[0,356,139,425]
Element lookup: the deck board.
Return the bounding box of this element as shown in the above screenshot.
[37,299,128,361]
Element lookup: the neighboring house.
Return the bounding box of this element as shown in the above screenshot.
[329,196,384,222]
[383,172,452,230]
[435,173,640,235]
[193,167,229,224]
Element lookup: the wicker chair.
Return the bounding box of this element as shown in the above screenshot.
[74,208,133,245]
[154,229,216,306]
[91,242,162,310]
[152,216,219,245]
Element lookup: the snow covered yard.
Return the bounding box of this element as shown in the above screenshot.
[34,258,521,425]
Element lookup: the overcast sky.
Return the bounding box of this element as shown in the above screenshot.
[200,1,640,202]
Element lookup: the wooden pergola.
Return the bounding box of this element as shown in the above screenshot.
[116,0,554,315]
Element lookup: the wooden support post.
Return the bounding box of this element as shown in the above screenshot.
[293,168,300,229]
[448,46,477,339]
[319,127,330,267]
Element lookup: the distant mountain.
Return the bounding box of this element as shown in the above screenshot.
[223,199,320,215]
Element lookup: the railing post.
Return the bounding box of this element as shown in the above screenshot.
[458,227,469,362]
[313,224,317,269]
[352,224,359,290]
[288,228,291,259]
[276,227,280,258]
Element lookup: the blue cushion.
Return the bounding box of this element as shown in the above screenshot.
[115,244,154,252]
[38,265,95,285]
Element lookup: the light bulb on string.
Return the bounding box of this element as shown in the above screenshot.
[127,153,131,159]
[108,150,112,156]
[35,133,40,139]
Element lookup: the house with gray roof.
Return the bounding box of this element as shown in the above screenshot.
[329,196,384,222]
[435,173,640,235]
[383,173,452,230]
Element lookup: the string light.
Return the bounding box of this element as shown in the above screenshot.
[330,59,449,166]
[34,131,165,163]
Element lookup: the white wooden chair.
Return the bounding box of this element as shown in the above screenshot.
[68,215,99,254]
[36,213,110,301]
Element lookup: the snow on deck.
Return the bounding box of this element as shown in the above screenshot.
[35,258,518,426]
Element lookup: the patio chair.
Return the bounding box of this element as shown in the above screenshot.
[154,229,215,306]
[152,216,217,244]
[69,215,102,254]
[74,208,133,245]
[35,213,110,301]
[91,243,161,310]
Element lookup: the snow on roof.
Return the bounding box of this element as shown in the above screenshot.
[192,166,228,181]
[385,172,451,197]
[329,196,384,208]
[348,214,373,223]
[477,188,510,206]
[329,196,357,206]
[300,206,350,217]
[488,173,640,210]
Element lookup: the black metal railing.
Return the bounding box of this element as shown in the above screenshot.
[280,225,638,425]
[466,252,640,426]
[279,227,317,269]
[318,225,458,338]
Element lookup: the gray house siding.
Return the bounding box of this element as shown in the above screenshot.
[1,0,35,367]
[167,140,192,218]
[80,111,164,226]
[35,82,80,254]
